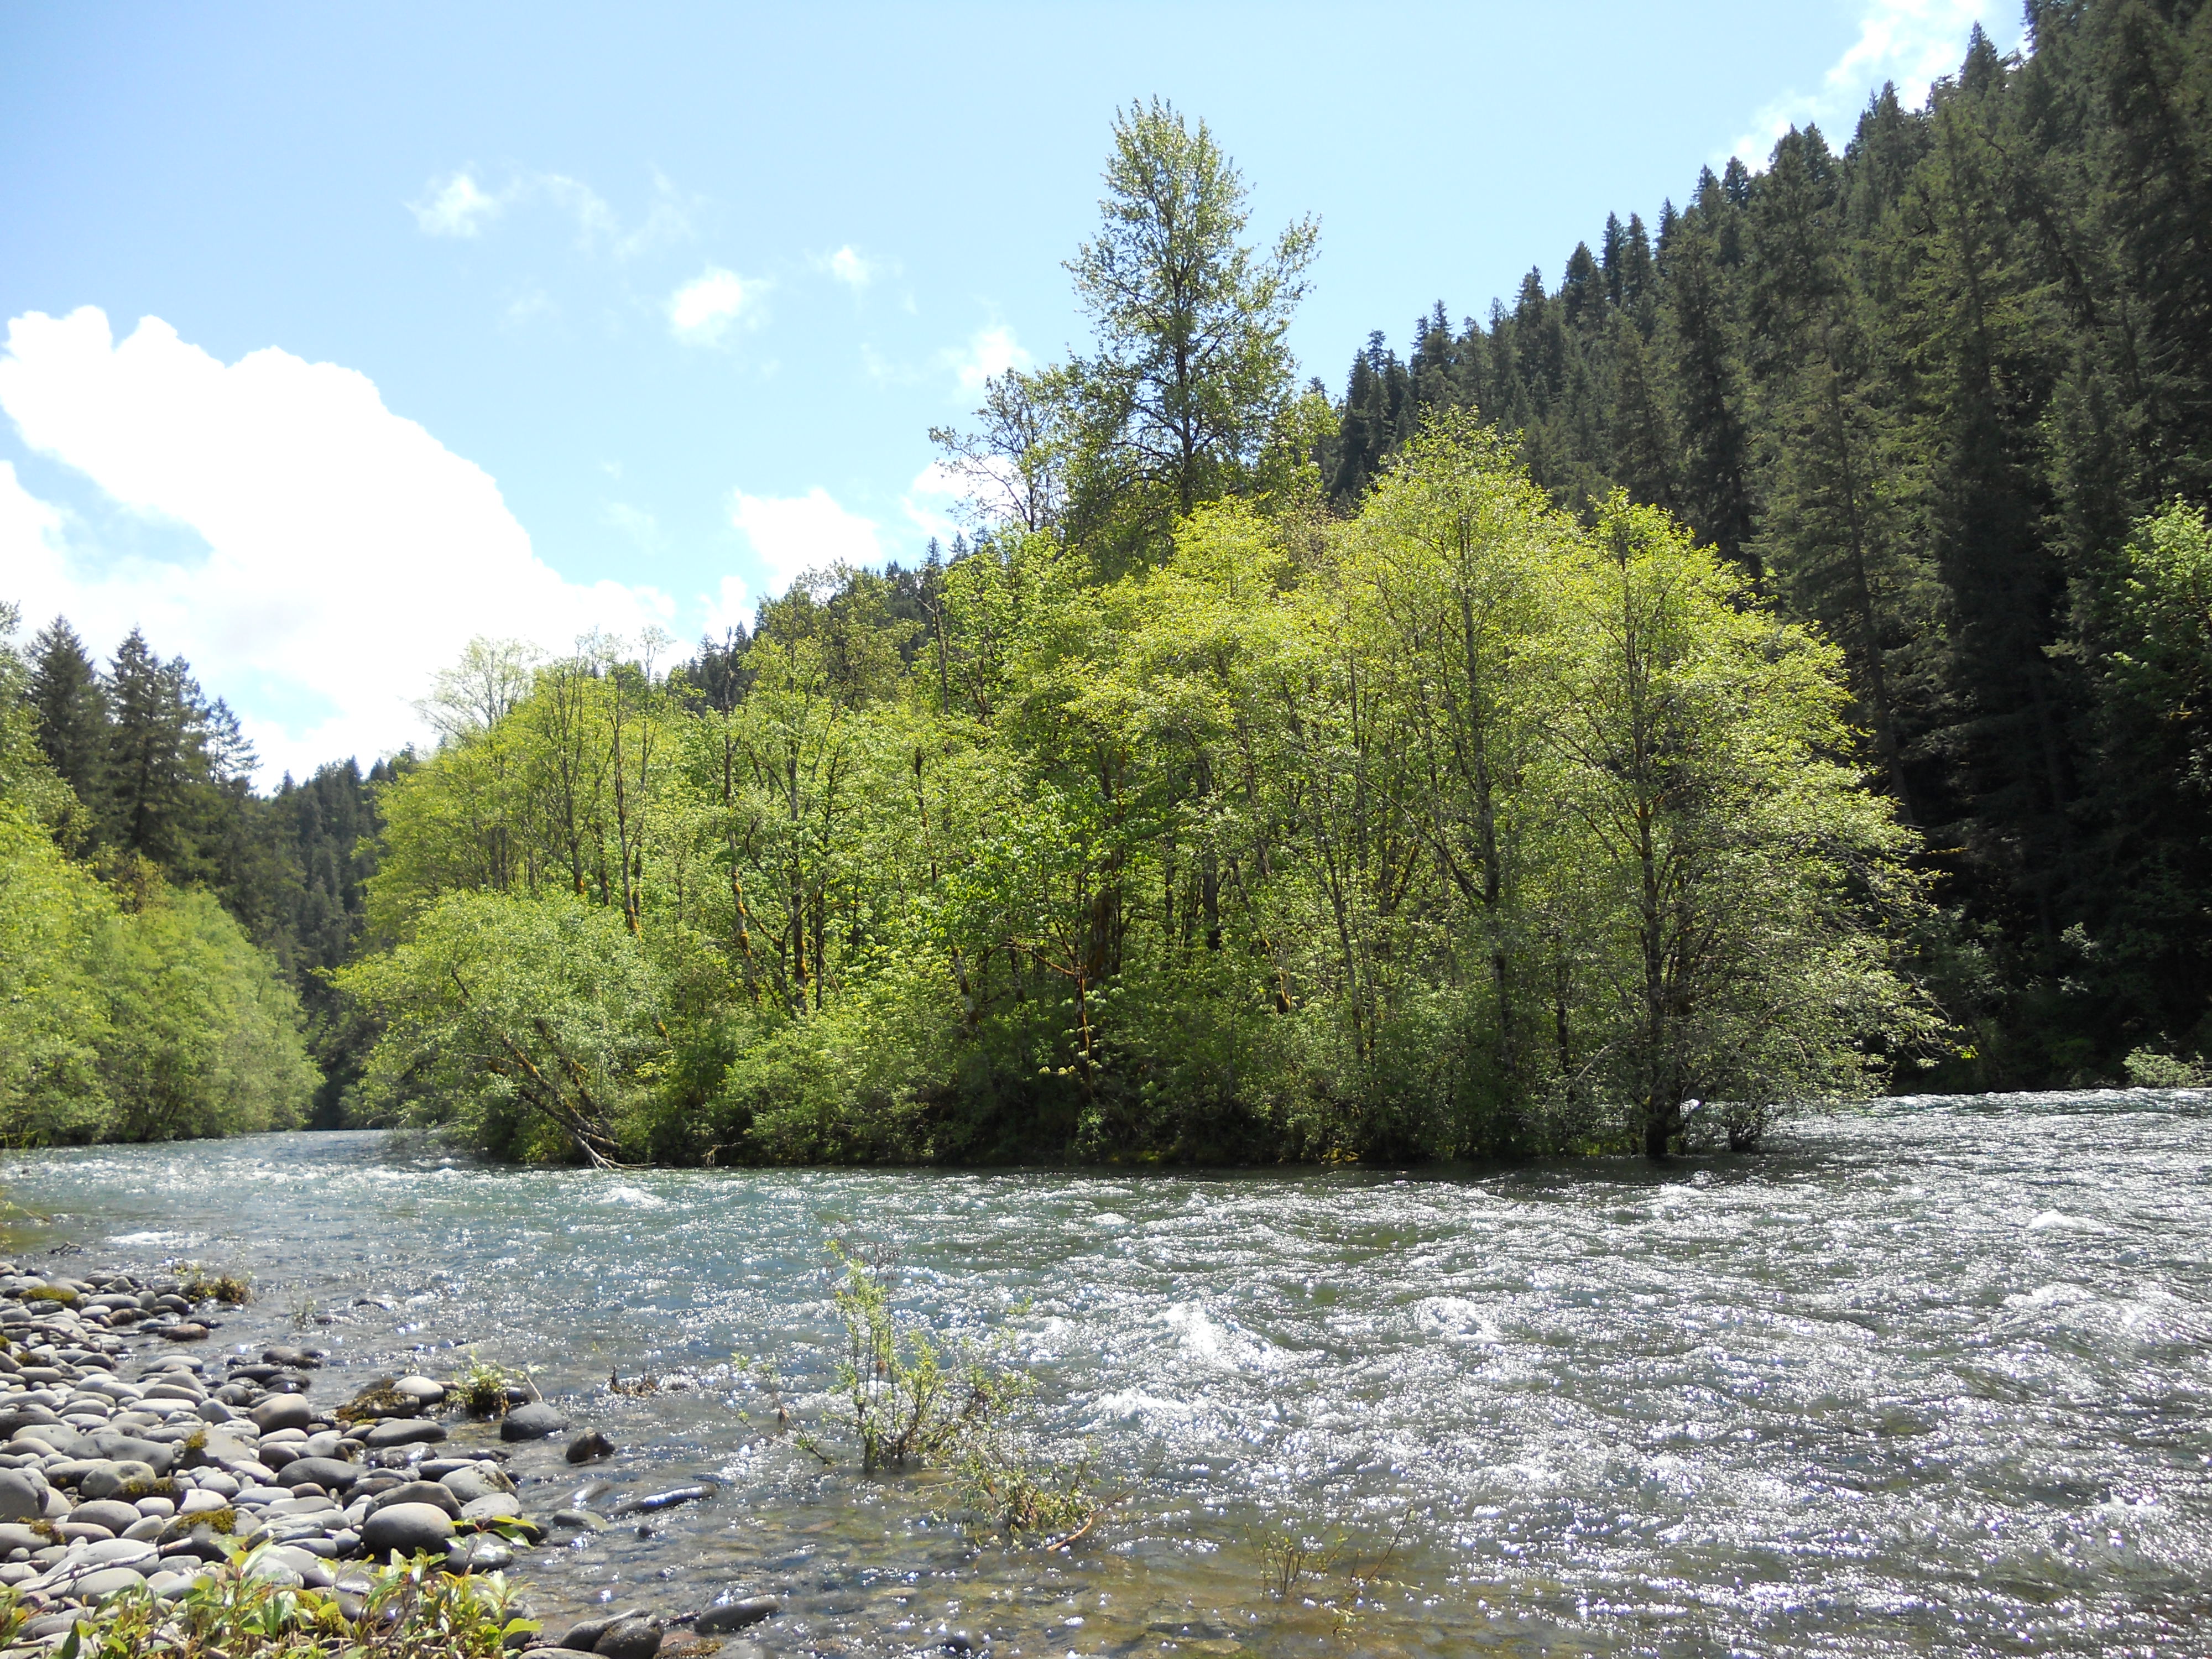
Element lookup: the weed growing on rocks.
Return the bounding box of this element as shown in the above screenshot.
[450,1352,512,1416]
[1,1552,533,1658]
[177,1269,252,1306]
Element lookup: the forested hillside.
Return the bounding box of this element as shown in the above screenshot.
[1315,4,2212,1084]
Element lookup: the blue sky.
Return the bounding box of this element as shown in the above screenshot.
[0,1,2023,781]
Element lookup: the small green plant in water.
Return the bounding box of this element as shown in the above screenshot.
[791,1241,1123,1547]
[813,1241,979,1473]
[1257,1504,1419,1613]
[450,1352,512,1417]
[179,1269,252,1306]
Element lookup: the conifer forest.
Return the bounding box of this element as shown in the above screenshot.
[5,1,2210,1164]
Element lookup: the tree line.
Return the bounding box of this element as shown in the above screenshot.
[335,103,1937,1167]
[1314,5,2212,1084]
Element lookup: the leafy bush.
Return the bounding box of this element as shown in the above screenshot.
[786,1243,1120,1547]
[6,1548,533,1657]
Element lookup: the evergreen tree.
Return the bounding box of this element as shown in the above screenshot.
[27,619,107,825]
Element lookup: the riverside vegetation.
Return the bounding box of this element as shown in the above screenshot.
[6,3,2212,1159]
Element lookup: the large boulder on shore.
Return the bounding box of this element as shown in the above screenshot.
[500,1402,568,1442]
[360,1501,454,1558]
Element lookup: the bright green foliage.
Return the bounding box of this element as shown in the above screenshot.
[340,892,664,1165]
[0,607,318,1146]
[11,1548,535,1657]
[0,801,115,1142]
[348,424,1934,1164]
[933,101,1321,570]
[1315,7,2212,1082]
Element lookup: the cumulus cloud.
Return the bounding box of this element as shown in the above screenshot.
[1728,0,2022,167]
[411,170,505,237]
[667,268,761,345]
[827,246,873,289]
[728,487,881,594]
[0,307,666,782]
[944,324,1031,396]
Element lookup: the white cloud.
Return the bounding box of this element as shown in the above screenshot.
[0,307,665,782]
[900,461,966,544]
[538,174,619,246]
[667,268,761,345]
[944,324,1031,396]
[409,168,693,259]
[728,487,881,594]
[411,170,505,237]
[1727,0,2022,168]
[828,246,873,289]
[701,573,752,639]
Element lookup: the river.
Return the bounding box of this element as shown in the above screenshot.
[1,1091,2206,1656]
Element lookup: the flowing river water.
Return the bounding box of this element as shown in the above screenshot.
[1,1091,2208,1657]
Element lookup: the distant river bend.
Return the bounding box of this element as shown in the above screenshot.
[3,1092,2207,1656]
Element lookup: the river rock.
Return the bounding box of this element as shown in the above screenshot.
[364,1417,446,1451]
[360,1501,454,1557]
[556,1609,648,1651]
[79,1459,158,1501]
[594,1616,664,1659]
[447,1534,513,1573]
[372,1479,460,1517]
[281,1457,360,1492]
[696,1595,781,1633]
[242,1550,303,1588]
[260,1347,322,1370]
[565,1429,615,1464]
[392,1375,444,1406]
[438,1467,502,1504]
[69,1500,141,1534]
[251,1395,313,1435]
[0,1469,41,1524]
[159,1324,208,1343]
[459,1491,519,1522]
[71,1564,148,1601]
[89,1432,173,1474]
[499,1402,568,1442]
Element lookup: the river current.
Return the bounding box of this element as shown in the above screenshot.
[0,1092,2206,1656]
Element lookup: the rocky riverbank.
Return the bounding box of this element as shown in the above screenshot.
[0,1261,784,1657]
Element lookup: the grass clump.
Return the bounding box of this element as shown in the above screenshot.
[449,1352,511,1417]
[5,1548,533,1656]
[179,1270,252,1306]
